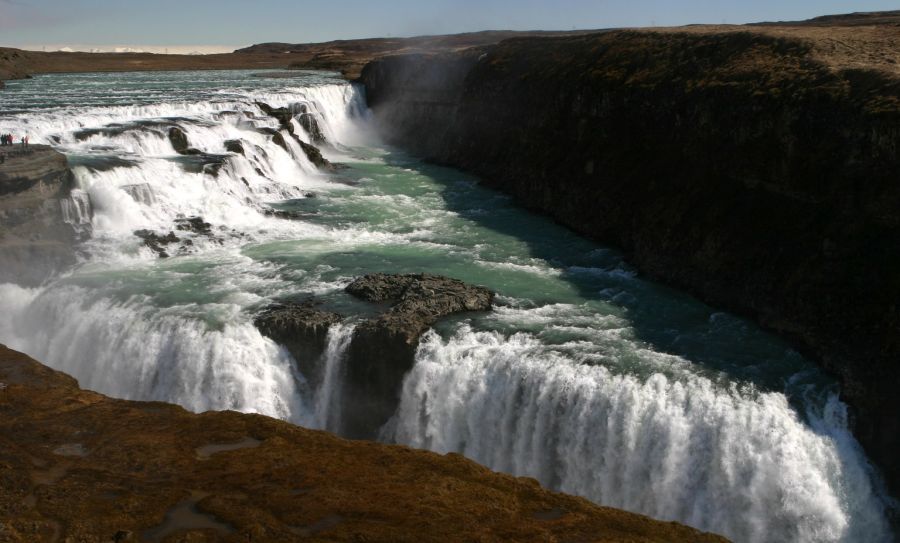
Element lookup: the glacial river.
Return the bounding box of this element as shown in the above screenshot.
[0,70,892,542]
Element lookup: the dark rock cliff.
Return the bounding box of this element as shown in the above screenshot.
[253,274,494,439]
[0,145,88,285]
[360,30,900,494]
[343,273,493,438]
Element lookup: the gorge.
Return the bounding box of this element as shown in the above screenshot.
[1,14,898,543]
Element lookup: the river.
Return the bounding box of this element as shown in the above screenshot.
[0,70,892,542]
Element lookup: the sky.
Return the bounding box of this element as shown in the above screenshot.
[1,0,898,52]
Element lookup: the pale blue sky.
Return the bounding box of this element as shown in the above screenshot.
[1,0,897,50]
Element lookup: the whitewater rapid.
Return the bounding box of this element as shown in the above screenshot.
[0,70,893,543]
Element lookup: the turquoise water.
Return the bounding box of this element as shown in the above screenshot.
[0,70,892,542]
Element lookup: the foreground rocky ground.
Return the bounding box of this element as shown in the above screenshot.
[0,345,728,542]
[359,11,900,497]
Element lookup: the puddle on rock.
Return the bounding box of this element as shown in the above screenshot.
[53,443,88,457]
[142,491,235,543]
[533,508,567,521]
[290,514,343,537]
[30,463,70,486]
[195,437,261,460]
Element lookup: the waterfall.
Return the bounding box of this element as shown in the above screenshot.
[60,188,93,236]
[0,70,892,543]
[388,327,892,543]
[313,323,356,433]
[0,75,370,425]
[0,282,311,422]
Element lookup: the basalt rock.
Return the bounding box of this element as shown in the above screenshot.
[167,127,192,155]
[254,301,344,384]
[255,102,294,127]
[297,139,335,171]
[175,216,214,236]
[134,217,216,257]
[133,230,180,258]
[343,273,493,438]
[0,145,86,285]
[298,112,326,144]
[360,30,900,494]
[224,139,244,155]
[256,102,336,171]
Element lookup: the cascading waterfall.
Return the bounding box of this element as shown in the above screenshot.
[0,70,893,543]
[0,282,310,422]
[389,327,891,543]
[313,323,356,433]
[0,71,370,422]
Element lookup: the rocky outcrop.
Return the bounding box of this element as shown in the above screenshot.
[167,127,197,155]
[251,274,493,438]
[256,102,336,171]
[254,301,343,383]
[343,273,493,438]
[133,229,180,258]
[224,139,245,155]
[0,345,727,542]
[360,30,900,493]
[134,217,216,258]
[0,145,86,285]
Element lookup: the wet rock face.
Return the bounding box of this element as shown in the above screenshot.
[133,217,216,258]
[167,127,193,155]
[360,31,900,495]
[0,145,81,285]
[255,102,336,171]
[343,273,493,438]
[253,301,344,383]
[298,113,326,144]
[133,230,180,258]
[224,139,244,155]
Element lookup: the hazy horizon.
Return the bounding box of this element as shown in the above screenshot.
[1,0,897,52]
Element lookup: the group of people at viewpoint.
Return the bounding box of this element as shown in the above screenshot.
[1,133,27,147]
[0,133,30,164]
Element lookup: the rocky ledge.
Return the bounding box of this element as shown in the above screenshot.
[254,301,343,384]
[256,102,336,171]
[360,25,900,496]
[0,145,88,285]
[0,345,728,542]
[344,273,494,437]
[254,274,494,438]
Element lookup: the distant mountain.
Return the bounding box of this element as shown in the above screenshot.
[751,9,900,26]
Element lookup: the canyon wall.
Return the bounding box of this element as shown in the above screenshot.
[359,29,900,494]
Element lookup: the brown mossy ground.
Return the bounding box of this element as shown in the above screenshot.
[0,345,728,543]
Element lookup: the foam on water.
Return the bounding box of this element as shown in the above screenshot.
[389,327,891,543]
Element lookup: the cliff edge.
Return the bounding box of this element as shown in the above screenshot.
[0,145,88,285]
[359,24,900,495]
[0,345,728,542]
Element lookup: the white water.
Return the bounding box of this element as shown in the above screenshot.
[313,323,356,433]
[390,328,890,542]
[0,71,893,543]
